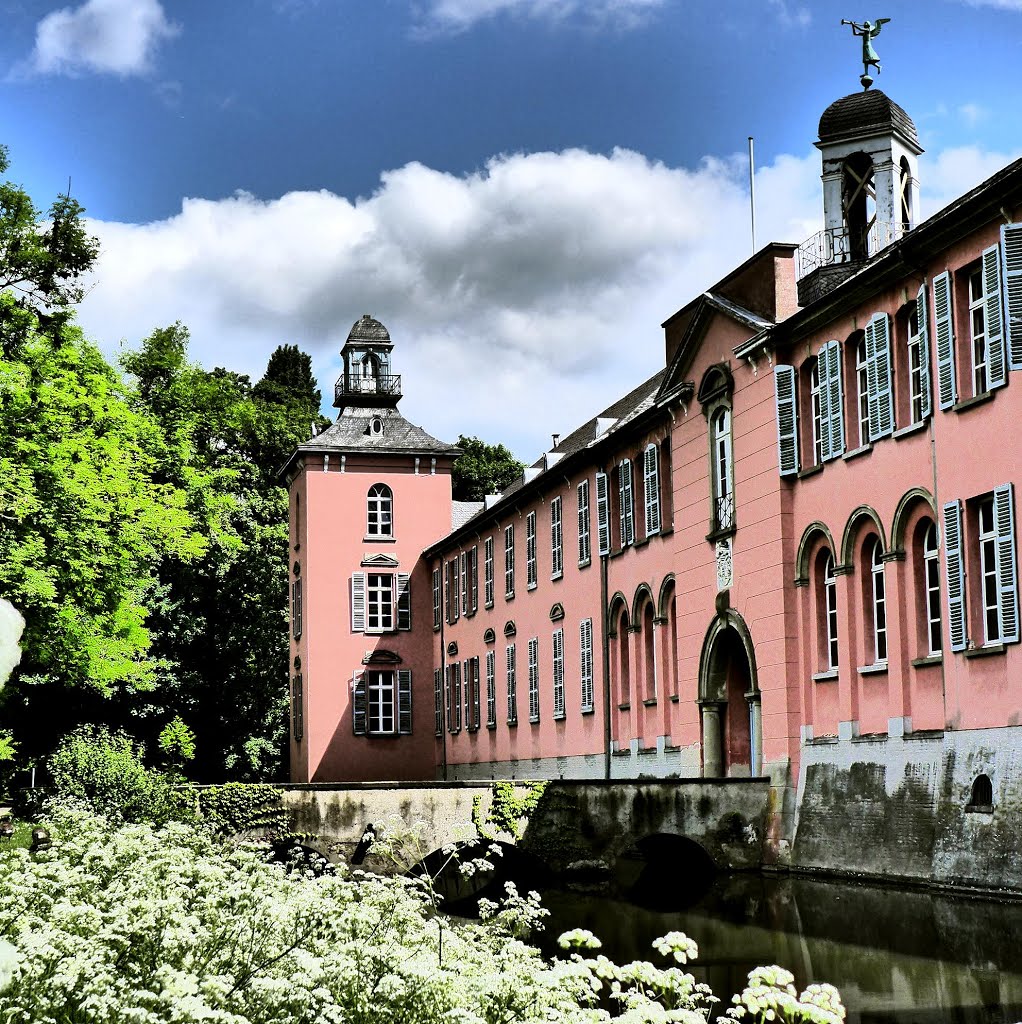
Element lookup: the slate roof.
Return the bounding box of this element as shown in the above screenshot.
[818,90,920,150]
[346,314,393,346]
[452,501,484,530]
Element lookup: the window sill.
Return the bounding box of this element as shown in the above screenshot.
[634,536,651,549]
[611,748,632,757]
[953,391,995,414]
[527,582,537,592]
[706,524,736,544]
[485,601,494,610]
[487,723,497,731]
[505,592,515,601]
[551,571,563,582]
[892,420,928,441]
[507,719,518,729]
[806,734,839,745]
[581,706,595,715]
[798,463,824,479]
[433,625,441,634]
[812,669,838,682]
[642,698,658,707]
[857,662,888,676]
[964,642,1005,659]
[669,694,680,703]
[965,804,994,815]
[553,712,566,721]
[842,443,872,463]
[910,654,942,668]
[363,535,397,543]
[617,702,631,711]
[529,717,540,726]
[636,747,656,756]
[578,558,592,570]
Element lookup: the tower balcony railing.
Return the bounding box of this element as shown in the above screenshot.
[796,220,898,280]
[334,373,402,403]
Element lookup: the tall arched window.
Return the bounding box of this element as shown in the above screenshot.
[818,550,839,672]
[711,407,733,532]
[616,608,631,706]
[367,483,393,537]
[899,157,912,232]
[869,537,888,663]
[641,599,656,701]
[922,521,942,656]
[842,152,875,261]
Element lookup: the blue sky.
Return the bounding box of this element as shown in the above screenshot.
[2,0,1021,458]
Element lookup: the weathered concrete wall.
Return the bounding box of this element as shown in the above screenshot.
[793,727,1022,890]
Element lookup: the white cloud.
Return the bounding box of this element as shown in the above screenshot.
[25,0,177,77]
[766,0,811,28]
[921,145,1022,217]
[417,0,663,33]
[961,0,1022,9]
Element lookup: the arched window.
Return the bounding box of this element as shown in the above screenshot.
[921,521,942,656]
[614,607,631,707]
[367,483,393,537]
[899,157,912,232]
[711,407,733,532]
[818,550,838,672]
[968,773,993,809]
[641,598,656,701]
[842,152,875,262]
[868,537,888,663]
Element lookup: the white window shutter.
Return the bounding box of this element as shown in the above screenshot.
[643,444,661,536]
[1003,223,1022,370]
[816,346,832,462]
[773,365,799,477]
[619,460,634,546]
[825,340,845,459]
[942,499,967,652]
[398,669,412,734]
[596,472,610,554]
[916,284,932,419]
[580,618,594,712]
[396,573,411,630]
[867,313,894,440]
[352,671,367,735]
[994,483,1019,644]
[351,572,366,632]
[933,271,958,410]
[983,243,1008,389]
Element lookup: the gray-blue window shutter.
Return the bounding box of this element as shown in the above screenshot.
[397,572,411,630]
[351,572,366,632]
[398,669,412,734]
[983,243,1007,390]
[352,671,367,735]
[933,271,957,410]
[825,340,845,459]
[942,499,967,653]
[916,284,932,419]
[816,346,832,462]
[994,483,1019,644]
[868,313,894,440]
[596,472,610,554]
[1003,223,1022,370]
[773,365,799,477]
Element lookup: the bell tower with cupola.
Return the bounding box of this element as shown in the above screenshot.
[336,313,402,410]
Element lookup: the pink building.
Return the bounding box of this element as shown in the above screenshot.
[285,83,1022,887]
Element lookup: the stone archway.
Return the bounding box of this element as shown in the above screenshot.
[697,610,762,779]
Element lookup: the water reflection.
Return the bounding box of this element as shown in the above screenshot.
[538,873,1022,1023]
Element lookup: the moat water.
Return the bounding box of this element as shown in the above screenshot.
[535,873,1022,1023]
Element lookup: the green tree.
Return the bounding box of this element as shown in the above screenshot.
[451,435,525,502]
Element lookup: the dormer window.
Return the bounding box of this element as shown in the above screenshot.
[367,483,393,537]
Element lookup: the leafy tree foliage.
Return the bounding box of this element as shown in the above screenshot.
[451,435,525,502]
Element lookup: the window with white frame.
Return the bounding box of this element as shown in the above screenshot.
[580,618,594,712]
[528,637,540,722]
[526,511,538,589]
[366,483,393,537]
[484,536,494,607]
[907,293,932,424]
[352,572,411,633]
[923,521,942,656]
[618,459,635,547]
[969,265,989,396]
[577,479,591,566]
[869,537,888,663]
[504,525,515,598]
[552,628,565,719]
[810,362,824,466]
[856,335,870,447]
[485,650,496,727]
[596,472,610,554]
[551,497,563,578]
[710,408,734,532]
[820,551,838,671]
[352,669,412,737]
[432,567,441,629]
[506,643,518,724]
[979,498,1000,644]
[643,443,661,537]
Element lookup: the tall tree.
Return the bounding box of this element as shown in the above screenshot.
[451,435,525,502]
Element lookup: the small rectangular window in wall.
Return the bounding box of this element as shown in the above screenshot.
[580,618,594,712]
[552,628,565,719]
[447,559,460,623]
[368,669,395,735]
[484,537,495,608]
[908,285,932,423]
[485,650,496,728]
[595,472,610,555]
[643,444,661,537]
[577,479,591,566]
[434,668,444,736]
[528,637,540,723]
[505,525,515,598]
[291,578,302,640]
[526,511,538,589]
[432,567,442,629]
[291,673,303,743]
[619,459,635,546]
[551,497,563,579]
[506,643,518,724]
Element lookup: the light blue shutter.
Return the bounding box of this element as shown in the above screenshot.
[916,284,932,419]
[819,340,845,460]
[643,444,661,535]
[1003,223,1022,370]
[596,472,610,554]
[351,572,366,632]
[352,672,367,735]
[983,243,1007,390]
[773,365,799,477]
[397,573,411,630]
[867,313,894,440]
[398,669,412,734]
[943,500,967,652]
[994,483,1019,644]
[933,271,957,410]
[816,348,832,462]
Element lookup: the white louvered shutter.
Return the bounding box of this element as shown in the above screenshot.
[396,573,411,630]
[351,572,366,632]
[472,657,481,729]
[825,340,845,459]
[1004,223,1022,370]
[983,243,1007,390]
[352,672,367,735]
[580,618,594,712]
[867,313,894,440]
[773,365,799,477]
[619,460,634,546]
[470,546,479,612]
[816,347,832,462]
[994,483,1019,644]
[643,444,661,536]
[596,472,610,554]
[506,644,517,723]
[933,271,958,410]
[552,628,565,719]
[398,669,412,734]
[528,637,539,722]
[916,284,932,419]
[486,650,496,727]
[463,659,472,730]
[943,499,967,652]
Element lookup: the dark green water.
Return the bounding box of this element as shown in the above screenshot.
[535,874,1022,1023]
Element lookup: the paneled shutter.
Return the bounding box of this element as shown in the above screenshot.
[580,618,594,711]
[596,472,610,554]
[867,313,894,440]
[506,644,517,723]
[983,243,1007,390]
[452,662,462,732]
[463,659,472,730]
[352,671,367,735]
[351,572,367,632]
[824,340,845,459]
[434,668,443,736]
[916,284,932,419]
[398,669,412,735]
[619,460,634,546]
[816,348,832,462]
[994,483,1019,644]
[552,628,565,719]
[1004,223,1022,370]
[933,271,958,410]
[773,365,799,477]
[396,573,411,630]
[942,499,967,652]
[472,657,481,729]
[470,546,479,613]
[644,444,661,536]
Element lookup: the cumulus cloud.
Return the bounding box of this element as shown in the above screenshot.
[418,0,664,33]
[921,145,1022,217]
[78,146,821,458]
[24,0,177,77]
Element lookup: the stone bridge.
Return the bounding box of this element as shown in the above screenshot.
[280,778,771,879]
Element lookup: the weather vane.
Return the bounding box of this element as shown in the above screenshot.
[841,17,891,90]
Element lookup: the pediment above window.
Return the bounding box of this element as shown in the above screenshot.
[697,362,735,410]
[361,553,400,568]
[447,641,459,657]
[483,628,496,644]
[549,603,565,622]
[503,620,517,638]
[362,649,402,665]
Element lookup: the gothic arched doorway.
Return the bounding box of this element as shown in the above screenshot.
[697,610,762,778]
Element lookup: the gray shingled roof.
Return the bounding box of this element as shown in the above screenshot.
[298,406,459,456]
[818,90,919,149]
[452,501,484,530]
[346,314,393,346]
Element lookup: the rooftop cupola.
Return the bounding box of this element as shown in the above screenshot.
[334,314,402,410]
[796,20,923,305]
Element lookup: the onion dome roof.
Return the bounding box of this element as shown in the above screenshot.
[818,89,920,150]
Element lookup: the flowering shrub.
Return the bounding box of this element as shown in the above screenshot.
[0,804,845,1023]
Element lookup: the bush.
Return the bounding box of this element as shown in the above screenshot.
[48,725,189,825]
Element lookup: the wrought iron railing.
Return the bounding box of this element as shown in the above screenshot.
[715,493,735,534]
[335,373,402,402]
[796,220,897,280]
